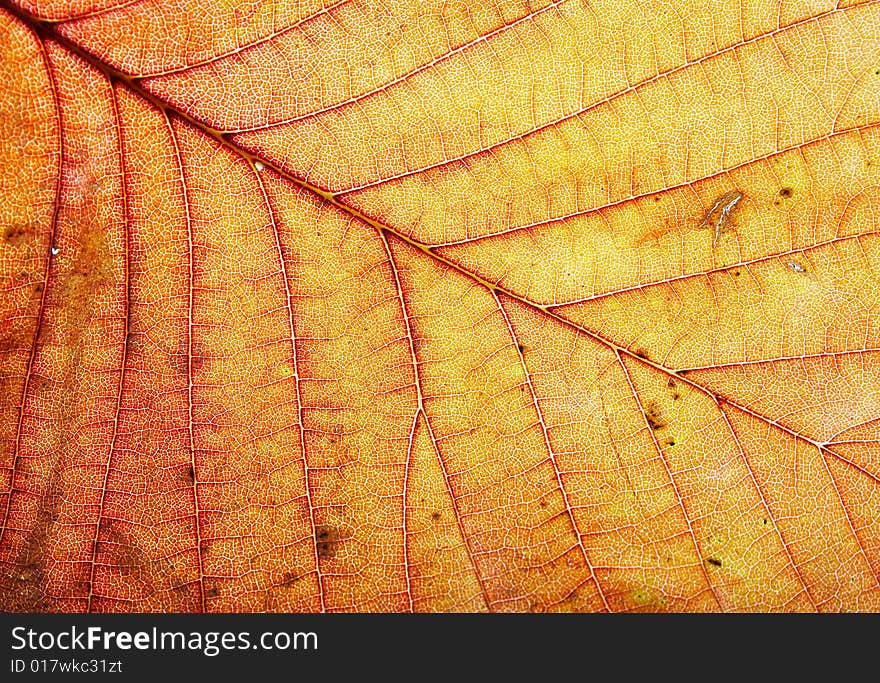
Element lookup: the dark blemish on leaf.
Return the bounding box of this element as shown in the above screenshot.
[183,466,195,485]
[779,187,793,198]
[316,525,341,560]
[6,559,47,612]
[633,346,650,360]
[170,351,187,374]
[677,368,690,376]
[707,558,722,567]
[191,343,207,373]
[516,344,526,354]
[170,342,208,375]
[281,572,303,586]
[328,423,345,444]
[3,224,33,246]
[101,526,189,607]
[539,498,548,509]
[762,518,768,525]
[124,332,144,357]
[206,585,220,598]
[733,270,742,277]
[431,511,441,521]
[663,437,676,447]
[644,401,667,431]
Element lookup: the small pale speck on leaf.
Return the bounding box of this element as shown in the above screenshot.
[786,259,807,274]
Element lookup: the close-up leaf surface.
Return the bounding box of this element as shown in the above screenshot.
[1,0,879,612]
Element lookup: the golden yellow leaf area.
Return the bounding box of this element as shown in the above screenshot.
[1,0,879,612]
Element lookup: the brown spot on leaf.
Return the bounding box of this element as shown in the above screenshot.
[779,187,793,198]
[0,473,64,611]
[170,342,209,376]
[98,525,193,609]
[644,401,667,431]
[707,558,722,567]
[3,223,34,246]
[633,346,650,360]
[191,343,208,373]
[431,511,441,521]
[316,525,342,560]
[280,571,303,586]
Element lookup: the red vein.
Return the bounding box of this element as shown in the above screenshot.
[336,4,871,194]
[48,0,142,24]
[222,0,574,134]
[432,226,880,313]
[616,350,725,611]
[824,416,880,444]
[0,33,62,547]
[132,0,352,79]
[165,114,206,613]
[380,231,492,612]
[714,401,819,611]
[401,411,416,613]
[86,83,129,612]
[254,167,326,613]
[430,124,880,252]
[675,347,880,373]
[492,290,610,612]
[818,447,880,589]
